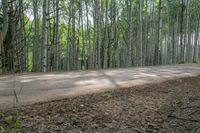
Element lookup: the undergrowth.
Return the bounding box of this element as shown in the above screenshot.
[196,121,200,133]
[0,74,21,133]
[0,110,20,133]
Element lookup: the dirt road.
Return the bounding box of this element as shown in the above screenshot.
[0,64,200,109]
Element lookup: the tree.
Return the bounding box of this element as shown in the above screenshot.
[154,0,162,65]
[127,0,132,67]
[0,0,9,72]
[0,0,200,73]
[42,0,49,72]
[180,0,185,62]
[32,0,40,72]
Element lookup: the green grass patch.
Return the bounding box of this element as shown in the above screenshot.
[196,121,200,133]
[0,110,21,133]
[178,61,187,64]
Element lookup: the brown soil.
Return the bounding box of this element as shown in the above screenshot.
[0,76,200,133]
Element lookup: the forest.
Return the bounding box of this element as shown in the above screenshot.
[0,0,199,73]
[1,0,200,132]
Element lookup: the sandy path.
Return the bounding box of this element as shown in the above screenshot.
[0,64,200,109]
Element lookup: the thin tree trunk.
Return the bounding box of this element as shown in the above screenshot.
[154,0,162,65]
[2,0,9,40]
[184,0,190,62]
[86,1,91,69]
[42,0,49,72]
[193,14,200,62]
[55,0,60,71]
[1,0,9,72]
[139,0,143,66]
[127,0,132,67]
[180,0,185,62]
[103,0,109,69]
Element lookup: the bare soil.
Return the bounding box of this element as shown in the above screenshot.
[0,76,200,133]
[1,64,200,110]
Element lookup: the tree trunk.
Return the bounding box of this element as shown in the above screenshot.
[55,0,60,71]
[103,0,109,69]
[127,0,132,67]
[193,14,200,62]
[180,0,185,62]
[139,0,143,66]
[154,0,162,65]
[42,0,49,72]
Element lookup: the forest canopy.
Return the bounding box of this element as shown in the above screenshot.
[0,0,199,73]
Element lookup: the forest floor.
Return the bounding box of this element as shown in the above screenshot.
[0,75,200,132]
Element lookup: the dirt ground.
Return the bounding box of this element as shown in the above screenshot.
[1,64,200,110]
[0,76,200,133]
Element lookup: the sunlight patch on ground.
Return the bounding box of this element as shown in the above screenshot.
[74,79,112,86]
[19,77,53,83]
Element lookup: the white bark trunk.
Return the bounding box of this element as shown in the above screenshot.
[42,0,49,72]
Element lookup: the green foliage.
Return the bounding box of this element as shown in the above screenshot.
[28,51,33,71]
[4,115,13,125]
[193,60,198,63]
[12,110,20,133]
[196,121,200,133]
[178,61,186,64]
[48,115,52,123]
[0,126,5,133]
[1,0,200,72]
[0,112,4,118]
[0,110,21,133]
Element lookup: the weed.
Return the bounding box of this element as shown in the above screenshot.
[4,115,13,124]
[195,121,200,133]
[48,115,52,123]
[178,61,186,64]
[0,72,22,133]
[0,112,4,118]
[0,126,5,133]
[193,60,198,63]
[13,110,20,132]
[60,128,64,133]
[0,110,20,133]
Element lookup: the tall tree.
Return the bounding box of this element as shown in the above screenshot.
[42,0,49,72]
[127,0,132,67]
[154,0,162,65]
[1,0,9,72]
[0,0,200,73]
[139,0,143,66]
[180,0,185,62]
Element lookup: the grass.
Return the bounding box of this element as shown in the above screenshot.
[196,121,200,133]
[178,61,187,64]
[0,73,22,133]
[0,127,5,133]
[0,111,20,133]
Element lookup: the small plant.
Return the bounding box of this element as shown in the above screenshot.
[3,111,21,133]
[48,115,52,123]
[178,61,186,64]
[60,128,64,133]
[0,110,20,133]
[10,74,21,133]
[0,126,5,133]
[193,60,198,63]
[12,110,20,133]
[196,121,200,133]
[0,112,6,133]
[4,115,13,125]
[0,112,4,118]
